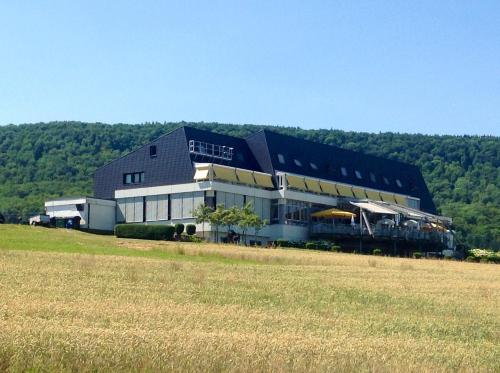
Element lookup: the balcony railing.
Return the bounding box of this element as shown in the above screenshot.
[310,223,450,244]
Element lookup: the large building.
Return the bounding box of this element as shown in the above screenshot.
[46,126,454,252]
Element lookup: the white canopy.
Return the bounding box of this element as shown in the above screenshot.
[350,201,398,215]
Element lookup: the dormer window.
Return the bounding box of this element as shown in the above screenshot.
[355,170,362,179]
[150,145,157,158]
[124,172,144,185]
[294,159,302,167]
[341,167,348,177]
[277,154,285,164]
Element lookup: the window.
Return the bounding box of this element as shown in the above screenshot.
[76,204,84,211]
[383,176,390,185]
[123,172,144,185]
[284,200,309,224]
[341,167,348,177]
[355,170,362,179]
[396,179,403,188]
[277,153,285,164]
[294,159,302,167]
[370,172,376,183]
[149,145,157,158]
[310,162,318,170]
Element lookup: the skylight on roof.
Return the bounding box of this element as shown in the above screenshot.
[370,172,376,183]
[383,176,390,185]
[341,167,348,177]
[277,154,285,164]
[294,159,302,167]
[355,170,362,179]
[396,179,403,188]
[310,162,318,170]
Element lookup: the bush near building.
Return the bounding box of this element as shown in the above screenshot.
[115,224,175,241]
[467,248,500,264]
[174,224,185,236]
[186,224,196,235]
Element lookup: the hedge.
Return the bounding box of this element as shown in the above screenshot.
[115,224,176,241]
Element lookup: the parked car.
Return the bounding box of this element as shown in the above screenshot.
[29,214,51,226]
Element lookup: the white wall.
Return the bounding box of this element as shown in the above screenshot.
[88,203,116,231]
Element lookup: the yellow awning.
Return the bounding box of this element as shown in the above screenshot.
[213,165,238,182]
[311,208,356,219]
[287,175,307,190]
[352,187,367,199]
[253,172,274,188]
[193,168,209,180]
[380,192,397,204]
[305,178,322,193]
[235,169,255,185]
[365,189,381,201]
[394,194,408,206]
[336,183,353,197]
[319,181,338,196]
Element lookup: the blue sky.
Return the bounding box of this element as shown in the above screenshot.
[0,1,498,135]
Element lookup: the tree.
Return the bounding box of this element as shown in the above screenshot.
[193,204,213,239]
[251,217,268,244]
[209,204,225,243]
[221,206,241,239]
[237,202,258,245]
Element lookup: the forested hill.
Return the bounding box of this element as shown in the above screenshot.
[0,121,498,249]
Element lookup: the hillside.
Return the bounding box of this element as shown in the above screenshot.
[0,121,498,249]
[0,225,499,371]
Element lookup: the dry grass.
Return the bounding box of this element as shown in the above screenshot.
[0,225,499,372]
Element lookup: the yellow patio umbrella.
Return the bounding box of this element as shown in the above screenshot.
[311,208,356,219]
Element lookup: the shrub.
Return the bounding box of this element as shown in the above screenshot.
[413,252,422,259]
[466,256,479,262]
[276,239,289,248]
[479,258,490,264]
[305,242,318,250]
[487,254,500,264]
[186,224,196,235]
[372,248,382,256]
[182,234,202,243]
[115,224,175,241]
[175,223,185,235]
[331,245,341,252]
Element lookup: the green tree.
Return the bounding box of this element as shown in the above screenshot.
[237,202,255,245]
[221,205,241,239]
[193,204,213,239]
[209,204,225,243]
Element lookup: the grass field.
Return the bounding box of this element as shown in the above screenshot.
[0,225,499,372]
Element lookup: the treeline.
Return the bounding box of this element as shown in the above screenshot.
[0,121,498,249]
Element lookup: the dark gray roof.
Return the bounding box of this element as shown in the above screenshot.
[94,125,436,213]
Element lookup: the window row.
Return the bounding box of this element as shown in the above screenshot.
[116,192,204,223]
[216,191,270,221]
[276,153,404,188]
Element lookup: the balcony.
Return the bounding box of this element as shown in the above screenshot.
[310,222,451,246]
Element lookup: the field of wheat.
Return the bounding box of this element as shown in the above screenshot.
[0,225,499,372]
